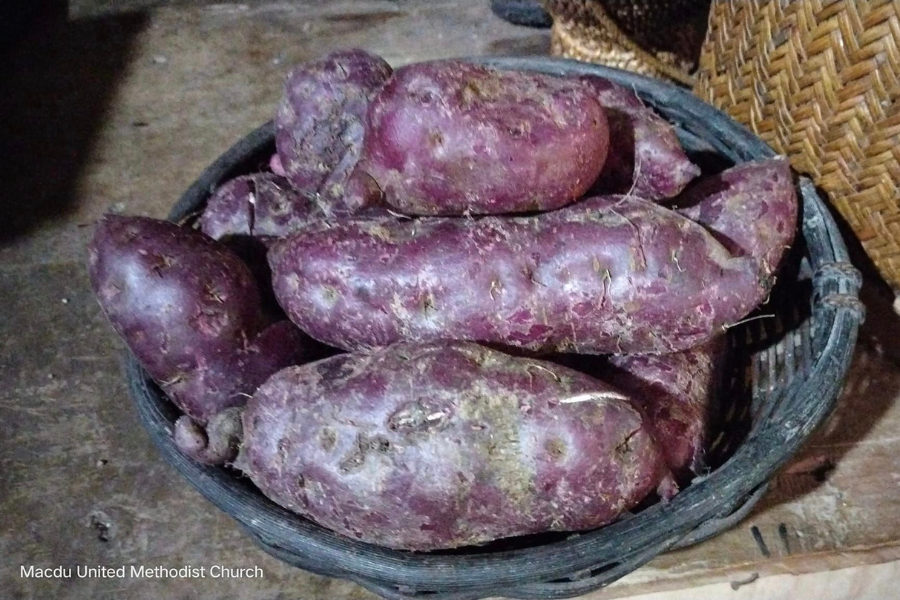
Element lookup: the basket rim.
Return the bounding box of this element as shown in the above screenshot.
[135,56,862,596]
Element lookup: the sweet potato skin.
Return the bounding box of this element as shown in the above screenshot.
[88,216,307,424]
[199,173,318,240]
[174,407,243,465]
[605,341,724,480]
[89,216,266,383]
[161,320,309,423]
[199,172,399,319]
[351,61,610,215]
[237,342,669,550]
[579,76,700,200]
[275,49,392,210]
[269,196,765,354]
[199,173,320,313]
[676,158,798,279]
[269,153,286,177]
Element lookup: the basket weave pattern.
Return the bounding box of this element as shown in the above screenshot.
[694,0,900,288]
[545,0,709,84]
[550,16,684,81]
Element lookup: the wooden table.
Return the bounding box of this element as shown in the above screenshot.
[3,2,899,598]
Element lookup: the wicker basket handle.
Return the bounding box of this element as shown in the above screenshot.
[813,262,866,322]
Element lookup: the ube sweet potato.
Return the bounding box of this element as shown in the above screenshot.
[579,76,700,200]
[89,215,268,387]
[349,61,610,215]
[199,173,319,240]
[236,341,671,550]
[199,172,398,320]
[275,49,392,211]
[675,158,797,280]
[175,407,243,465]
[160,319,309,424]
[88,216,309,456]
[605,341,724,481]
[270,195,767,354]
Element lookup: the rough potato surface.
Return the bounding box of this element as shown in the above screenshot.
[579,76,700,200]
[606,341,724,480]
[676,158,797,279]
[200,173,319,240]
[89,216,266,383]
[351,61,610,215]
[175,407,244,465]
[269,196,766,354]
[161,320,309,423]
[88,216,307,425]
[237,342,669,550]
[275,49,392,211]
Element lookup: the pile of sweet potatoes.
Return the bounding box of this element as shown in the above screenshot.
[88,50,798,551]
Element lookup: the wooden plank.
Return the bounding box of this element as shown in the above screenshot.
[609,561,900,600]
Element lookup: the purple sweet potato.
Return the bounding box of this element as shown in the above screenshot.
[88,215,309,431]
[275,49,392,211]
[269,195,767,354]
[160,320,309,424]
[349,61,610,215]
[89,215,267,385]
[199,173,319,240]
[199,172,399,320]
[175,407,243,465]
[675,158,797,280]
[579,76,700,200]
[605,341,724,480]
[236,341,671,550]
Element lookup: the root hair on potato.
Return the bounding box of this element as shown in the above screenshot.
[385,208,413,219]
[623,156,643,201]
[160,373,186,387]
[721,313,775,331]
[671,249,685,272]
[527,363,561,382]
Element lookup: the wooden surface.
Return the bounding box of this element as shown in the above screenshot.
[2,2,900,599]
[607,561,900,600]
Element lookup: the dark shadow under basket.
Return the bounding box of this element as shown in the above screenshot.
[127,57,864,600]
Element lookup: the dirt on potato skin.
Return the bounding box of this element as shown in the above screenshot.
[579,75,700,201]
[351,60,610,216]
[88,216,309,429]
[675,158,798,279]
[605,340,725,482]
[275,49,392,213]
[269,194,767,355]
[200,173,320,241]
[237,341,670,551]
[88,215,267,394]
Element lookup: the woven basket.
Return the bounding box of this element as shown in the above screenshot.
[128,58,862,600]
[544,0,710,84]
[694,0,900,291]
